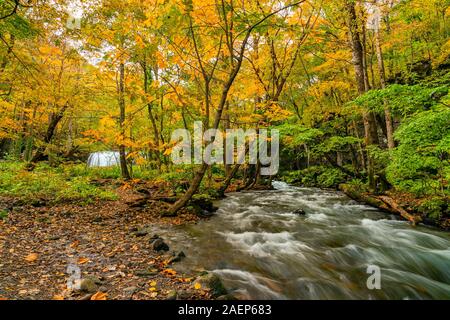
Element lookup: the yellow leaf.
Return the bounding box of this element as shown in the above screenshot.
[70,241,79,249]
[163,148,173,156]
[149,281,157,287]
[53,295,65,300]
[90,292,107,300]
[194,283,202,290]
[78,257,89,265]
[25,253,38,262]
[149,287,157,292]
[162,268,177,276]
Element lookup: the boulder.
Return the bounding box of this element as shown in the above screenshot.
[133,229,149,237]
[190,195,219,214]
[123,286,139,298]
[168,251,186,264]
[78,278,98,293]
[177,289,191,300]
[194,273,227,297]
[292,209,306,215]
[165,290,178,300]
[151,238,170,252]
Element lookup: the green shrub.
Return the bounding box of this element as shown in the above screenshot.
[0,209,8,220]
[317,167,347,188]
[347,179,369,192]
[418,197,448,220]
[282,166,347,188]
[386,108,449,196]
[0,161,118,205]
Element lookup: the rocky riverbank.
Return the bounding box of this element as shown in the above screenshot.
[0,182,230,300]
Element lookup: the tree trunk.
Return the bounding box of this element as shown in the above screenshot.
[142,59,162,171]
[346,0,379,190]
[26,104,68,171]
[375,18,395,150]
[118,62,131,180]
[223,102,232,177]
[0,34,14,73]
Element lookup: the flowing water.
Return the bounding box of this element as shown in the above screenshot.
[165,182,450,300]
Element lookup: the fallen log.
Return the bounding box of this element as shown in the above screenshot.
[339,184,422,226]
[378,195,422,226]
[339,185,389,210]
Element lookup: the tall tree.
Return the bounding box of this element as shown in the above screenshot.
[345,0,379,189]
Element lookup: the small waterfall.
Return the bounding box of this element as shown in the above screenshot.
[87,151,120,167]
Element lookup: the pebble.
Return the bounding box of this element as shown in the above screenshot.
[169,251,186,264]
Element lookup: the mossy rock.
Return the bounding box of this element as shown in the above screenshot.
[194,273,227,297]
[189,194,219,215]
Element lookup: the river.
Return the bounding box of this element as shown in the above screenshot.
[165,181,450,300]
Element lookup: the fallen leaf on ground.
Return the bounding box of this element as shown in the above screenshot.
[194,283,202,290]
[70,241,79,249]
[162,268,177,276]
[78,257,89,264]
[25,253,38,262]
[90,292,107,300]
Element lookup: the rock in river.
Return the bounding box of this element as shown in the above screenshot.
[194,273,227,297]
[168,251,186,264]
[292,208,306,215]
[151,238,170,252]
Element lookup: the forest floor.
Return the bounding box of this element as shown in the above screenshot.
[0,180,221,300]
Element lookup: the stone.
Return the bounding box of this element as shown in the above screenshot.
[190,196,219,213]
[177,289,191,300]
[133,229,149,237]
[165,290,178,300]
[98,286,108,293]
[194,273,227,297]
[123,286,138,298]
[79,278,98,293]
[169,251,186,264]
[292,209,306,215]
[152,238,169,252]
